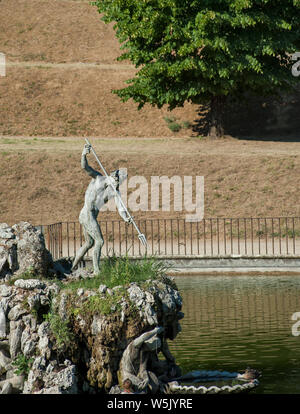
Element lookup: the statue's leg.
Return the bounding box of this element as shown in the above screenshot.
[88,220,104,275]
[72,228,94,270]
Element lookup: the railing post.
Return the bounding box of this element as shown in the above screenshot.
[170,219,173,256]
[210,218,213,256]
[105,221,108,256]
[286,217,289,255]
[60,222,63,258]
[177,219,180,255]
[258,218,261,255]
[265,218,268,255]
[67,222,70,257]
[119,220,122,255]
[203,219,206,256]
[190,221,193,256]
[73,222,76,258]
[237,218,240,255]
[197,220,200,255]
[251,218,254,255]
[293,217,295,255]
[244,218,247,255]
[132,220,135,256]
[217,218,220,256]
[223,219,226,255]
[272,218,274,256]
[184,219,187,256]
[230,218,233,255]
[125,221,128,255]
[151,220,154,255]
[279,218,282,255]
[112,221,115,256]
[47,225,50,254]
[164,219,167,255]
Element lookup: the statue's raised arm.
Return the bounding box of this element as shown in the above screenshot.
[132,326,164,348]
[81,144,101,179]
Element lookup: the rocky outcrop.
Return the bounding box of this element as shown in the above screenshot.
[0,222,53,281]
[0,271,183,394]
[0,222,260,395]
[0,222,185,394]
[0,278,65,394]
[0,224,18,280]
[23,358,78,394]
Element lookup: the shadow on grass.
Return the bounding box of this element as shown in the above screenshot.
[192,87,300,142]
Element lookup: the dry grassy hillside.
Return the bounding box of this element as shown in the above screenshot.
[1,0,299,139]
[0,137,300,225]
[1,0,122,63]
[0,0,198,138]
[0,0,300,224]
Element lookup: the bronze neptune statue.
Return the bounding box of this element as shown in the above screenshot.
[72,143,132,274]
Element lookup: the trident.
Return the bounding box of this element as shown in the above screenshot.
[85,138,148,248]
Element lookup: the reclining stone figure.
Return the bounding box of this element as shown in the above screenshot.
[72,144,132,274]
[119,326,181,393]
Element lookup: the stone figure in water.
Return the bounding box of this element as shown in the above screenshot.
[72,144,132,274]
[119,326,181,393]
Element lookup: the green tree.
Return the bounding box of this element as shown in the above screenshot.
[94,0,300,137]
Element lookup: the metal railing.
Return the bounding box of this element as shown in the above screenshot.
[41,217,300,260]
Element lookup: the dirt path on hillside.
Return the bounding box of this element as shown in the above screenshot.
[1,136,300,157]
[6,61,134,70]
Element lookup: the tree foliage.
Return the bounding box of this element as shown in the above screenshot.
[94,0,300,134]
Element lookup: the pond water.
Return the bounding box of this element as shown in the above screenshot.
[169,275,300,394]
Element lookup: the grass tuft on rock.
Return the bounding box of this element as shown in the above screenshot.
[99,255,167,288]
[74,291,125,316]
[63,255,169,291]
[12,353,34,378]
[44,310,75,351]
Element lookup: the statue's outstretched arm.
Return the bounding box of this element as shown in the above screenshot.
[114,193,132,223]
[133,327,164,348]
[81,144,101,178]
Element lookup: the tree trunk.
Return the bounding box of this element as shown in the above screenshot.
[208,95,226,138]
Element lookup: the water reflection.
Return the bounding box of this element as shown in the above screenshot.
[169,275,300,394]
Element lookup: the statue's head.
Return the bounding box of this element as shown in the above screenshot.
[123,378,133,390]
[110,168,127,190]
[165,311,184,340]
